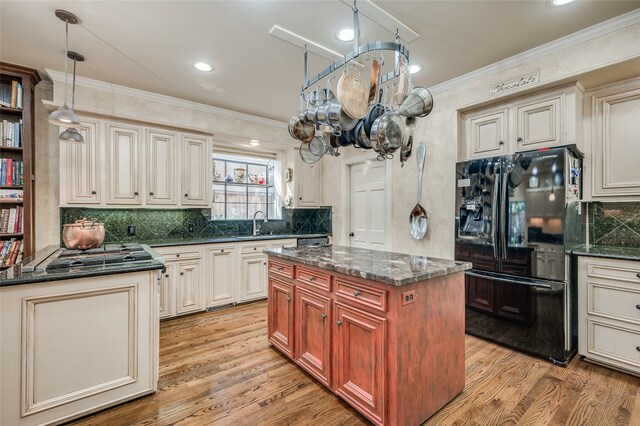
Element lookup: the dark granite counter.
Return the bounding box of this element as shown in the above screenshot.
[141,233,331,248]
[265,245,472,286]
[572,245,640,262]
[0,245,165,287]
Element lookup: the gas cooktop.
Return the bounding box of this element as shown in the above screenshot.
[43,244,153,271]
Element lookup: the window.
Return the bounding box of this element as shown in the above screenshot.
[212,154,282,220]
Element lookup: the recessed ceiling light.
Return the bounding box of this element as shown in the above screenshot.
[335,27,354,42]
[552,0,575,5]
[249,139,260,147]
[409,64,422,74]
[193,61,213,72]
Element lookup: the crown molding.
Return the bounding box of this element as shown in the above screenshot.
[429,9,640,96]
[45,69,288,129]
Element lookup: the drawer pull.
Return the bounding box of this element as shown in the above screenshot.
[322,313,327,319]
[336,320,343,326]
[309,276,316,282]
[277,267,284,271]
[354,290,360,297]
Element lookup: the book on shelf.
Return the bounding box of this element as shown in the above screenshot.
[0,239,22,266]
[0,158,23,186]
[0,100,10,108]
[0,206,22,233]
[8,81,22,110]
[16,84,23,110]
[0,188,23,201]
[1,120,22,147]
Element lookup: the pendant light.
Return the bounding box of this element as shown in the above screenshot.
[48,10,82,128]
[59,52,85,143]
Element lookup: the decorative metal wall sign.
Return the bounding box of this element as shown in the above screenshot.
[489,69,540,96]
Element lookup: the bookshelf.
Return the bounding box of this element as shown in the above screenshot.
[0,63,40,268]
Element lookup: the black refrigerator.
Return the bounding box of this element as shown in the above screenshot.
[454,145,584,365]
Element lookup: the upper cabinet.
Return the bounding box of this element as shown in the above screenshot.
[182,134,211,206]
[60,116,212,208]
[106,122,142,205]
[584,77,640,200]
[462,83,583,160]
[283,147,321,208]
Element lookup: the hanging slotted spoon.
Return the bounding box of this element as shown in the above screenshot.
[410,143,429,239]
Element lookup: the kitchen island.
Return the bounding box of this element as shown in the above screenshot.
[264,245,471,426]
[0,245,164,426]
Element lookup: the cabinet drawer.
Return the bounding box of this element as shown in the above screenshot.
[586,258,640,283]
[336,278,388,313]
[588,282,640,325]
[296,267,331,292]
[269,260,294,279]
[241,244,269,254]
[588,320,640,371]
[270,239,298,249]
[155,248,201,261]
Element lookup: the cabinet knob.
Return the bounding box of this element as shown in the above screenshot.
[254,247,257,250]
[91,190,97,195]
[180,272,184,276]
[349,232,355,237]
[336,320,343,326]
[287,295,291,302]
[299,197,302,200]
[517,137,523,143]
[354,290,360,297]
[165,274,169,277]
[498,140,504,146]
[176,254,180,258]
[149,192,154,196]
[309,276,316,282]
[637,346,640,352]
[221,249,224,253]
[322,313,327,319]
[134,191,139,196]
[636,273,640,279]
[263,262,267,265]
[184,193,189,197]
[636,304,640,310]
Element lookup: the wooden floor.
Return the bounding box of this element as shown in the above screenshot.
[69,301,640,426]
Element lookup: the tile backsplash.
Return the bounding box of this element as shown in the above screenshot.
[60,207,332,244]
[588,202,640,247]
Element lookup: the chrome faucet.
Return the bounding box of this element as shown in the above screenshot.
[252,210,267,236]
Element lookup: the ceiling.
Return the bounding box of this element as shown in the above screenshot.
[1,1,638,125]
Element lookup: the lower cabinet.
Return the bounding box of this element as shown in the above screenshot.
[240,253,269,302]
[578,256,640,376]
[205,246,236,307]
[267,258,466,426]
[175,260,204,315]
[158,263,174,319]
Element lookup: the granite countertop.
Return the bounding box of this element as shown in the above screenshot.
[572,245,640,262]
[0,245,165,287]
[265,245,472,286]
[141,233,331,247]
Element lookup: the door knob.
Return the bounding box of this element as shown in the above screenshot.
[349,232,354,237]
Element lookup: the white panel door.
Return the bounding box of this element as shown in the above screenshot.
[106,123,142,205]
[175,261,204,315]
[159,263,174,319]
[146,129,178,205]
[61,119,101,204]
[205,246,236,307]
[348,161,387,250]
[182,134,211,206]
[296,156,320,207]
[465,107,508,159]
[514,94,563,151]
[240,253,267,302]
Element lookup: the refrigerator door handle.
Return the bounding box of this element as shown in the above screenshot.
[465,270,555,289]
[500,171,509,260]
[492,173,499,259]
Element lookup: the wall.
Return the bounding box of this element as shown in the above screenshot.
[35,73,294,250]
[322,16,640,259]
[588,202,640,247]
[60,207,331,244]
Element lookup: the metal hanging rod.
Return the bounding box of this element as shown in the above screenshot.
[301,41,409,92]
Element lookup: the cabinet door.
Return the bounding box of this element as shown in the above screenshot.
[175,261,203,315]
[60,119,101,204]
[515,94,563,151]
[295,287,331,386]
[146,129,178,205]
[205,246,236,307]
[296,158,320,207]
[465,107,508,159]
[182,134,211,206]
[159,263,174,319]
[591,84,640,197]
[268,278,294,357]
[535,251,547,279]
[465,274,494,313]
[239,254,268,302]
[106,123,142,205]
[493,280,535,324]
[334,302,386,426]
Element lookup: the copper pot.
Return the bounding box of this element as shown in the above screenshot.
[62,218,105,250]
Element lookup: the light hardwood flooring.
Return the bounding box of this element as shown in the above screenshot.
[69,301,640,426]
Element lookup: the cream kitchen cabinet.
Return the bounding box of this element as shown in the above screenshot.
[59,118,101,204]
[462,83,582,160]
[283,147,321,208]
[175,260,204,315]
[240,251,269,302]
[578,256,640,376]
[534,244,564,281]
[154,246,205,318]
[60,116,213,208]
[158,262,174,319]
[182,134,211,206]
[583,77,640,200]
[106,122,143,205]
[205,245,237,308]
[146,129,178,205]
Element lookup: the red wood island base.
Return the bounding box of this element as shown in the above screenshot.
[265,246,470,426]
